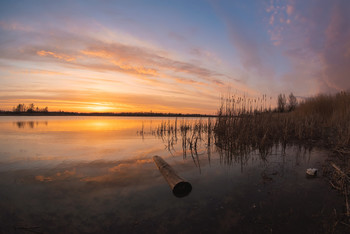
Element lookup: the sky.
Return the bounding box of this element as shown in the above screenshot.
[0,0,349,114]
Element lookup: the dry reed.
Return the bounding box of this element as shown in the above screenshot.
[215,91,350,220]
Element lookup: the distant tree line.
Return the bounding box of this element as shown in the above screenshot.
[4,104,215,117]
[7,95,298,115]
[12,103,48,113]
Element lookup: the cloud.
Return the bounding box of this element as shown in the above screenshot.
[3,36,228,88]
[286,5,294,16]
[227,23,263,73]
[0,17,228,88]
[189,47,222,65]
[79,42,227,84]
[265,0,292,47]
[168,31,186,42]
[37,50,76,62]
[318,2,350,92]
[175,77,206,86]
[281,0,350,93]
[0,21,31,31]
[212,1,277,91]
[80,48,158,76]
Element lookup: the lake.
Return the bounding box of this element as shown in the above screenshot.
[0,116,345,233]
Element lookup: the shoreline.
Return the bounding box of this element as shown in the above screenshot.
[0,112,217,117]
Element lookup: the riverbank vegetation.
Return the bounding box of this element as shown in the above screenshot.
[215,91,350,218]
[150,91,350,220]
[215,91,349,153]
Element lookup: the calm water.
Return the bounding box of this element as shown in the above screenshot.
[0,116,345,233]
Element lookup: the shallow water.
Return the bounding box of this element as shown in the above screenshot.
[0,116,345,233]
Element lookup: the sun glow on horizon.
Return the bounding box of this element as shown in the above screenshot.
[87,104,115,113]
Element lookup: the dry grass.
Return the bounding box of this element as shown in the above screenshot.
[215,91,350,152]
[295,92,350,149]
[215,91,350,220]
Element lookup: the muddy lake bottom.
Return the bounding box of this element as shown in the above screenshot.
[0,116,347,233]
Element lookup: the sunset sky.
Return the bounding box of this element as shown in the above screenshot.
[1,0,349,114]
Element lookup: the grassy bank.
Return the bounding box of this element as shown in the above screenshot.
[215,91,350,153]
[214,91,350,219]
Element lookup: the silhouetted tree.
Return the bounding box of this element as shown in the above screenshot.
[288,93,298,111]
[27,103,35,113]
[277,94,286,112]
[14,104,26,112]
[12,103,49,113]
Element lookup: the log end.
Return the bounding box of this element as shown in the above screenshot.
[173,181,192,198]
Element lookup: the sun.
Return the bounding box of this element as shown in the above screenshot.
[87,104,114,112]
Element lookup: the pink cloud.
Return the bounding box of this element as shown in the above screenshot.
[271,0,350,94]
[286,5,294,16]
[319,3,350,92]
[0,21,31,31]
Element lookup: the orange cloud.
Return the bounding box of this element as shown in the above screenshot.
[11,68,67,76]
[37,50,76,62]
[111,60,158,76]
[81,49,158,76]
[175,77,206,85]
[80,49,113,59]
[80,43,226,84]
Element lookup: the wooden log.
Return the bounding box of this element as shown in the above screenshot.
[153,155,192,197]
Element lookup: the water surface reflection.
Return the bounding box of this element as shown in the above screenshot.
[14,121,48,129]
[0,116,345,233]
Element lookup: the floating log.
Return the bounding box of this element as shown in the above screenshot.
[153,155,192,198]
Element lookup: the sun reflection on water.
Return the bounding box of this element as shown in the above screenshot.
[0,116,346,233]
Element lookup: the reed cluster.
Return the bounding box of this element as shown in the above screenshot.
[218,94,272,116]
[215,91,350,154]
[295,92,350,149]
[215,91,350,219]
[153,118,213,158]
